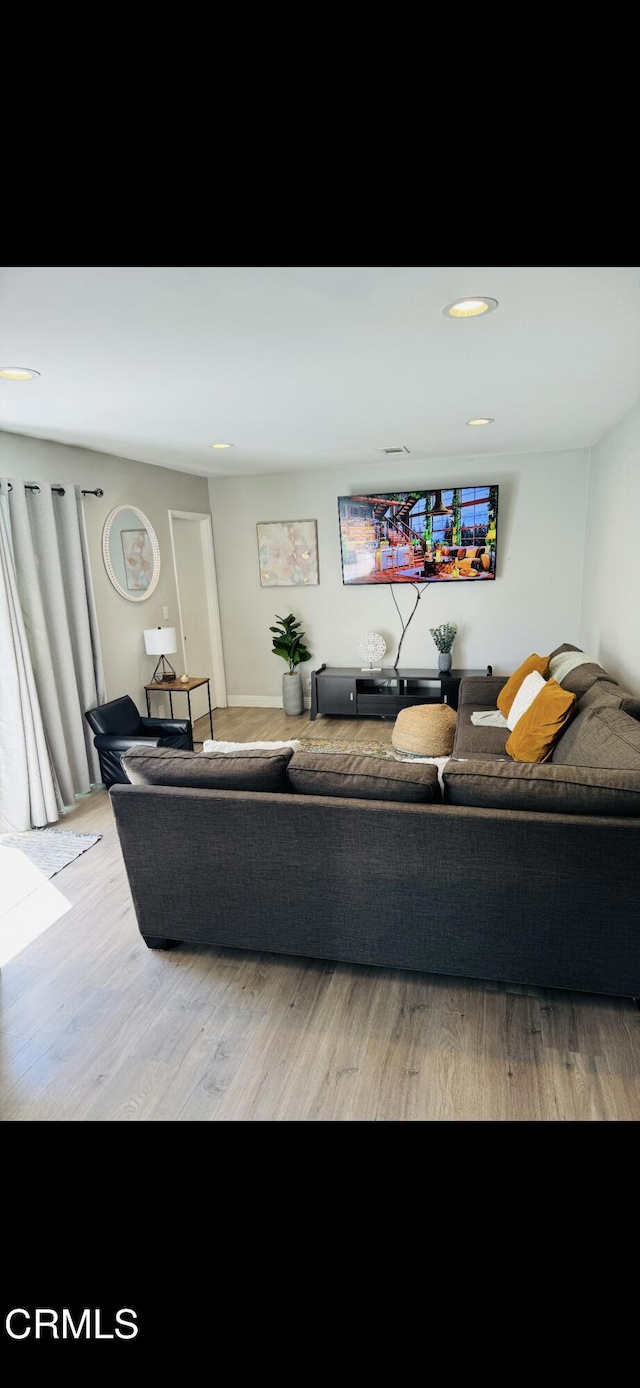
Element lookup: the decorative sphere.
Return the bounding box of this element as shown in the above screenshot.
[356,632,387,663]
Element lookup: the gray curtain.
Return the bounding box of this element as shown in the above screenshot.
[1,480,106,823]
[0,489,59,830]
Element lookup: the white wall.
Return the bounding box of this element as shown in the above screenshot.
[171,516,215,722]
[580,400,640,693]
[1,430,211,713]
[209,450,590,701]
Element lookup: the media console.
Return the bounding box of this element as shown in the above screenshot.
[309,665,493,720]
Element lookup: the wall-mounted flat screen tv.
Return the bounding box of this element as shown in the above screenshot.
[338,487,498,584]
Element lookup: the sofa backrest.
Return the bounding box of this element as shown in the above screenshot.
[444,758,640,817]
[122,745,294,793]
[85,695,142,737]
[122,744,441,804]
[578,680,640,721]
[287,751,440,803]
[552,705,640,771]
[110,781,640,996]
[546,644,640,718]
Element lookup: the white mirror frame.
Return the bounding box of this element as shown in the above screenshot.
[102,505,161,602]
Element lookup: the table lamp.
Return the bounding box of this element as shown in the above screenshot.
[144,626,177,683]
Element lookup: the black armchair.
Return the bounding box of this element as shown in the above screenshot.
[85,695,193,788]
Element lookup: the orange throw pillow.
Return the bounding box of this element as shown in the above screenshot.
[497,653,550,717]
[505,678,576,762]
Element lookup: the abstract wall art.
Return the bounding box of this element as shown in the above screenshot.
[257,520,319,586]
[121,528,154,591]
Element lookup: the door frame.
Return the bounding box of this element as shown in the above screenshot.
[168,510,228,709]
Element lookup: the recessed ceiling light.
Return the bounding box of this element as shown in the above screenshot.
[466,418,494,426]
[442,298,498,318]
[0,366,41,381]
[210,442,234,449]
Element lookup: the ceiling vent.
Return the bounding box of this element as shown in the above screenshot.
[381,445,410,455]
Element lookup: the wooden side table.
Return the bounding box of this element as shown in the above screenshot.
[144,676,214,745]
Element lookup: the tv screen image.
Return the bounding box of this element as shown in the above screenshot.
[338,487,498,584]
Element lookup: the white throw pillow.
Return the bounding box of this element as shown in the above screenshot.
[202,738,301,755]
[507,671,547,731]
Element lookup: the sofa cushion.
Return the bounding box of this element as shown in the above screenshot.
[286,751,441,803]
[452,705,510,760]
[444,759,640,818]
[496,654,550,717]
[551,705,640,770]
[548,642,582,660]
[458,675,508,710]
[505,679,576,762]
[578,680,640,722]
[122,745,294,792]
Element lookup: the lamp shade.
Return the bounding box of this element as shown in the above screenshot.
[144,626,177,656]
[426,488,452,516]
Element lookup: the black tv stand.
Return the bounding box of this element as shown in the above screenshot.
[309,664,492,720]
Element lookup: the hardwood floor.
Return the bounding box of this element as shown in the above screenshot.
[193,704,398,746]
[2,706,640,1121]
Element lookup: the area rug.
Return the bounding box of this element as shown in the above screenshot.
[298,737,398,759]
[0,828,102,880]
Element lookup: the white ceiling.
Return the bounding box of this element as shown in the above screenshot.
[0,265,638,477]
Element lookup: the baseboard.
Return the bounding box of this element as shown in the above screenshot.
[227,695,282,708]
[227,694,312,709]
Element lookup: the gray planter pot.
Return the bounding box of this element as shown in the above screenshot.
[282,671,303,715]
[438,651,453,673]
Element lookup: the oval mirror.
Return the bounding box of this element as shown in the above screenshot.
[102,505,161,602]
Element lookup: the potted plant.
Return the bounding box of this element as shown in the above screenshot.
[270,613,312,715]
[430,621,458,673]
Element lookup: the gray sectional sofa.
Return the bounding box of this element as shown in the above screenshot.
[111,644,640,1000]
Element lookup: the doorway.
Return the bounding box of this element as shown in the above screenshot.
[168,511,227,731]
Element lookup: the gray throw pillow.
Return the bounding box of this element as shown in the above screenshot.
[287,751,441,803]
[444,758,640,817]
[578,679,640,722]
[551,706,640,770]
[122,745,294,792]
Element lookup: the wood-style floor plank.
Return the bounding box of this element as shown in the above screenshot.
[1,705,640,1121]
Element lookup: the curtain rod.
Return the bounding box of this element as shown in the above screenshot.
[5,483,104,497]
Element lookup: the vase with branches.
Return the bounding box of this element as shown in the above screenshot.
[390,583,429,669]
[430,622,457,672]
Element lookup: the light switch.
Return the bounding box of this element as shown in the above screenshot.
[163,606,169,620]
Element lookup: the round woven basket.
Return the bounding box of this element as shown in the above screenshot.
[392,702,457,757]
